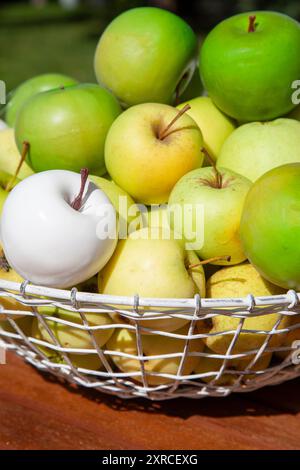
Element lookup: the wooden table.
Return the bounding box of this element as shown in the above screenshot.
[1,352,300,450]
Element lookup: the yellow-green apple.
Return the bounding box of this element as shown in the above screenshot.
[218,119,300,182]
[0,129,33,179]
[199,11,300,121]
[107,325,204,385]
[15,84,122,175]
[31,313,111,371]
[240,163,300,290]
[0,315,33,336]
[98,227,206,332]
[0,170,21,214]
[205,263,289,355]
[105,103,204,204]
[177,96,236,161]
[0,247,30,319]
[194,347,272,385]
[89,174,139,228]
[275,315,300,359]
[6,73,78,127]
[168,166,251,265]
[1,170,118,288]
[94,7,197,107]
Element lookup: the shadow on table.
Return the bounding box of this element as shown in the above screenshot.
[35,367,300,419]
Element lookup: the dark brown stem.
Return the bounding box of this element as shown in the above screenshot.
[71,168,89,211]
[5,141,30,192]
[0,252,10,272]
[201,147,223,189]
[248,15,257,33]
[158,104,191,140]
[189,256,231,269]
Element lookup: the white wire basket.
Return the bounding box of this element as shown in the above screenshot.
[1,278,300,400]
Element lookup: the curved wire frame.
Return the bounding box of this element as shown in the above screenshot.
[0,279,300,400]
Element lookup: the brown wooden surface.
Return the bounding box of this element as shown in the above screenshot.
[1,352,300,450]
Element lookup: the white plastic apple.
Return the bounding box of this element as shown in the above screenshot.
[0,169,117,288]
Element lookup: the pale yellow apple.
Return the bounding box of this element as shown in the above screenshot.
[35,306,114,351]
[218,119,300,182]
[205,263,289,354]
[177,97,236,161]
[194,347,272,385]
[98,227,206,332]
[0,249,31,319]
[0,128,34,180]
[107,325,204,385]
[31,319,104,370]
[131,205,171,232]
[275,314,300,359]
[105,103,204,204]
[89,174,139,227]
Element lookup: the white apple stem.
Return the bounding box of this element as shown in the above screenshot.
[189,256,231,269]
[71,168,89,211]
[201,147,223,189]
[5,141,30,192]
[158,104,191,140]
[248,15,257,33]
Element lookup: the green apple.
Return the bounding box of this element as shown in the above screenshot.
[15,83,122,175]
[218,119,300,182]
[240,163,300,290]
[175,66,203,104]
[105,102,204,204]
[98,227,206,332]
[177,97,236,161]
[0,128,34,180]
[6,73,78,128]
[168,166,251,265]
[107,325,204,385]
[199,11,300,121]
[205,263,288,354]
[94,7,197,107]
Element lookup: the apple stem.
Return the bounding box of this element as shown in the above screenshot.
[189,256,231,269]
[248,15,257,33]
[71,168,89,211]
[158,104,191,140]
[5,140,30,192]
[201,147,223,189]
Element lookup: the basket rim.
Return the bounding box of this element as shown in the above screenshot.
[0,279,298,309]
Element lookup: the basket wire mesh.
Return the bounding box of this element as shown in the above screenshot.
[1,279,300,400]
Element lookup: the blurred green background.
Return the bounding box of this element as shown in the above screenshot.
[1,0,300,92]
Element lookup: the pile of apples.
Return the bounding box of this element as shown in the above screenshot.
[1,7,300,385]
